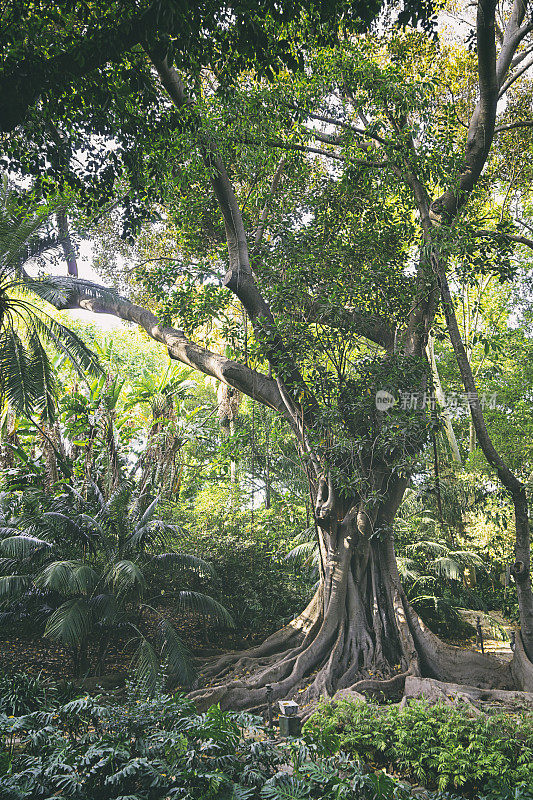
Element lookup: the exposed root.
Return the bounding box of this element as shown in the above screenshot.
[197,592,321,683]
[400,676,533,713]
[187,551,533,715]
[349,669,412,701]
[402,597,514,689]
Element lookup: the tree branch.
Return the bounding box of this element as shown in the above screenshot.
[253,158,286,250]
[473,228,533,249]
[498,53,533,97]
[0,1,170,132]
[496,0,531,87]
[239,135,389,167]
[302,299,395,350]
[147,51,320,420]
[431,0,499,220]
[495,119,533,132]
[56,209,78,276]
[50,277,287,414]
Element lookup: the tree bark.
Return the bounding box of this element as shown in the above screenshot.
[436,257,533,660]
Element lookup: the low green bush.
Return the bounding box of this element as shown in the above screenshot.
[0,671,56,716]
[0,685,468,800]
[303,698,533,796]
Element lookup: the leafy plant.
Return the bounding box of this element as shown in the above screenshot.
[0,176,101,419]
[0,486,234,689]
[0,688,456,800]
[304,698,533,794]
[0,671,54,716]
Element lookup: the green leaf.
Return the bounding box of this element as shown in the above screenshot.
[177,591,235,628]
[159,619,195,685]
[0,534,51,559]
[45,598,92,647]
[131,638,160,695]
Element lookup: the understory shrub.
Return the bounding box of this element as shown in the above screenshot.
[0,685,468,800]
[166,495,314,632]
[0,671,55,716]
[304,698,533,796]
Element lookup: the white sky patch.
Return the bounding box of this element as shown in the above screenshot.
[66,241,125,330]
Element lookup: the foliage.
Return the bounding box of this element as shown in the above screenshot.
[170,487,314,631]
[0,672,56,717]
[0,176,100,419]
[304,699,533,794]
[0,686,475,800]
[0,486,233,688]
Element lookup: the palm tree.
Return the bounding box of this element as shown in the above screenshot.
[395,501,485,636]
[124,364,201,498]
[0,486,233,690]
[0,175,100,421]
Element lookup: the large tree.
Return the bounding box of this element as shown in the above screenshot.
[3,0,533,707]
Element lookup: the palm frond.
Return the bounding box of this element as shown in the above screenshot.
[35,560,81,595]
[405,539,448,557]
[44,598,92,648]
[131,637,160,696]
[41,512,95,548]
[0,525,22,537]
[151,552,215,577]
[159,619,195,685]
[428,556,463,581]
[68,564,99,594]
[178,591,235,628]
[108,559,145,596]
[27,327,57,422]
[0,328,35,415]
[135,497,159,531]
[31,313,101,378]
[0,534,51,559]
[285,541,319,566]
[0,574,30,600]
[397,557,422,582]
[89,593,119,625]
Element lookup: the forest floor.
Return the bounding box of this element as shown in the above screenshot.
[0,608,515,683]
[455,609,514,661]
[0,608,268,683]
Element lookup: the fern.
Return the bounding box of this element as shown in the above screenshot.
[260,775,310,799]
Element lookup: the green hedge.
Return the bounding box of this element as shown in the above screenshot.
[0,687,430,800]
[303,698,533,795]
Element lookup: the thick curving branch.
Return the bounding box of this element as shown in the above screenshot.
[300,298,395,350]
[148,52,320,421]
[431,0,499,220]
[56,209,78,276]
[50,277,287,414]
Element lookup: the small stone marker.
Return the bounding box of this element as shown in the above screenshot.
[278,700,301,736]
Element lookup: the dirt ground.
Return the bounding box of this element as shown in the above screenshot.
[456,609,514,661]
[0,607,516,686]
[0,609,266,683]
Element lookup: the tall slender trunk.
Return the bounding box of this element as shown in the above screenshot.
[436,252,533,658]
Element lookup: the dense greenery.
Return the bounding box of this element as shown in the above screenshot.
[304,699,533,795]
[0,685,413,800]
[3,0,533,796]
[3,680,530,800]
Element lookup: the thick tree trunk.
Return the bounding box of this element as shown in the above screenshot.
[189,474,511,711]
